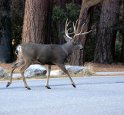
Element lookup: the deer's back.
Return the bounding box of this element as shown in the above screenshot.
[21,43,68,65]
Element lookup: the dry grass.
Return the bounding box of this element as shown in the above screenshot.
[86,63,124,72]
[82,63,95,76]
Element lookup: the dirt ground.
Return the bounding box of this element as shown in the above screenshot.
[86,63,124,72]
[0,62,124,72]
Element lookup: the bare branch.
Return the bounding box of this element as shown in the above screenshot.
[83,0,103,9]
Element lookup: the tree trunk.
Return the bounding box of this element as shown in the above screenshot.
[0,0,13,63]
[69,0,103,65]
[68,9,88,65]
[22,0,52,43]
[94,0,121,64]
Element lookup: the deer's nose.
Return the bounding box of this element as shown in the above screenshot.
[79,45,83,50]
[15,49,18,54]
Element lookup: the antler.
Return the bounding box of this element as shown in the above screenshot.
[65,19,73,39]
[74,21,92,38]
[73,19,78,34]
[65,19,92,39]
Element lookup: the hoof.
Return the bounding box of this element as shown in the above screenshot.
[25,86,31,90]
[72,83,76,88]
[6,82,11,87]
[45,86,51,89]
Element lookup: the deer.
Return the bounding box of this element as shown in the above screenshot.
[6,19,92,90]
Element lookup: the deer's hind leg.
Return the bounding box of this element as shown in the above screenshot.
[6,60,24,88]
[45,65,51,89]
[20,61,32,90]
[56,64,76,88]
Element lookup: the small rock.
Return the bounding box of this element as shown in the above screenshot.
[0,67,8,78]
[65,65,85,74]
[48,70,64,76]
[49,65,85,76]
[24,64,47,77]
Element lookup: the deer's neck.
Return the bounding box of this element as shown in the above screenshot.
[62,42,73,56]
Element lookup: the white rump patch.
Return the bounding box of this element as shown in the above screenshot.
[16,45,22,53]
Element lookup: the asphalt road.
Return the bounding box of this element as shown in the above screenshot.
[0,76,124,115]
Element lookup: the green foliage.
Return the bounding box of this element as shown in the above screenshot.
[115,32,122,62]
[52,6,66,21]
[52,3,80,22]
[10,0,25,47]
[11,16,23,46]
[52,2,80,44]
[66,3,80,21]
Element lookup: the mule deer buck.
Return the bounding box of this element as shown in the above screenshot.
[6,19,92,90]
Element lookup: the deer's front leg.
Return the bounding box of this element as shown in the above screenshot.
[45,65,51,89]
[57,64,76,88]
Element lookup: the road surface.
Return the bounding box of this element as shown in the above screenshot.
[0,76,124,115]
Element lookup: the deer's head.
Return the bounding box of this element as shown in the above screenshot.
[64,19,92,51]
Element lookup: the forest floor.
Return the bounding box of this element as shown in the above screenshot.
[0,62,124,73]
[0,62,124,81]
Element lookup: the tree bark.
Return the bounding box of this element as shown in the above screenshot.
[94,0,121,63]
[68,9,88,65]
[69,0,103,65]
[22,0,52,43]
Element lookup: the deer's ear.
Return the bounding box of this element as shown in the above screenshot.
[63,35,71,42]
